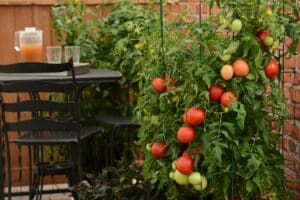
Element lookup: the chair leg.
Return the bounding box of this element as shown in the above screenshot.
[69,143,81,200]
[109,127,118,166]
[28,146,34,200]
[70,143,80,185]
[4,132,12,200]
[0,136,3,200]
[37,174,43,200]
[37,146,45,200]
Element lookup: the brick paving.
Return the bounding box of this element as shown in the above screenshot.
[4,184,73,200]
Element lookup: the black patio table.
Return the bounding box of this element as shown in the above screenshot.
[0,67,122,199]
[0,68,122,84]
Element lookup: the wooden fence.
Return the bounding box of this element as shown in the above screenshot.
[0,0,109,187]
[0,0,145,188]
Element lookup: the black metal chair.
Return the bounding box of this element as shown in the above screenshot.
[95,114,140,166]
[0,61,103,200]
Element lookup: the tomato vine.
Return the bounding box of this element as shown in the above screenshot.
[134,0,299,199]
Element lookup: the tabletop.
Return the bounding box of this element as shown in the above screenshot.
[0,68,122,84]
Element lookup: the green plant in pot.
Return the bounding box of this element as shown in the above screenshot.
[51,0,159,170]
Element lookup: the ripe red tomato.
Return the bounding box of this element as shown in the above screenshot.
[152,77,166,93]
[232,59,250,77]
[264,60,279,79]
[256,29,270,47]
[151,142,168,158]
[175,156,194,174]
[186,107,206,126]
[209,84,224,102]
[177,127,196,143]
[220,91,237,107]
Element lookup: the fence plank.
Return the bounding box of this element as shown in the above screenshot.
[14,6,34,62]
[33,6,52,61]
[0,6,16,64]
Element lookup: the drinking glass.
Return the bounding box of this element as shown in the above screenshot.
[64,46,80,64]
[46,46,62,64]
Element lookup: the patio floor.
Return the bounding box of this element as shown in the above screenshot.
[4,184,73,200]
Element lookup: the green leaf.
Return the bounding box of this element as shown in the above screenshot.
[246,155,261,171]
[212,145,222,167]
[224,41,240,54]
[231,103,246,130]
[246,180,254,193]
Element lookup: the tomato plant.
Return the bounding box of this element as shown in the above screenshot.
[53,0,299,199]
[132,0,299,199]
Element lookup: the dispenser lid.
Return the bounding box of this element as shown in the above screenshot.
[24,27,37,32]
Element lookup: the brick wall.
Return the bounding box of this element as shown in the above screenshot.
[284,43,300,198]
[164,0,300,197]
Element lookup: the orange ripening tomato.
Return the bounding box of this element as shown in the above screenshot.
[186,107,206,126]
[221,91,237,107]
[264,60,279,79]
[152,77,166,93]
[177,127,196,143]
[232,59,249,77]
[151,142,168,158]
[220,64,234,80]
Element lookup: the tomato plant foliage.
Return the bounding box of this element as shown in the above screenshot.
[134,0,299,199]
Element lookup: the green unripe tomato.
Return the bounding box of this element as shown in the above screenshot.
[271,40,280,50]
[266,9,273,16]
[220,54,231,62]
[169,171,174,179]
[146,143,151,151]
[193,175,207,191]
[231,19,242,33]
[172,161,176,170]
[174,170,189,185]
[188,172,202,185]
[264,36,274,46]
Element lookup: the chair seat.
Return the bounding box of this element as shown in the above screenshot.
[36,161,73,176]
[14,126,103,145]
[95,115,140,129]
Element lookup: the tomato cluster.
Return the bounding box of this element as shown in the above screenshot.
[209,84,237,109]
[255,30,280,79]
[220,59,250,81]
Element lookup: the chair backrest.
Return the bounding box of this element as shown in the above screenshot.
[0,61,80,135]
